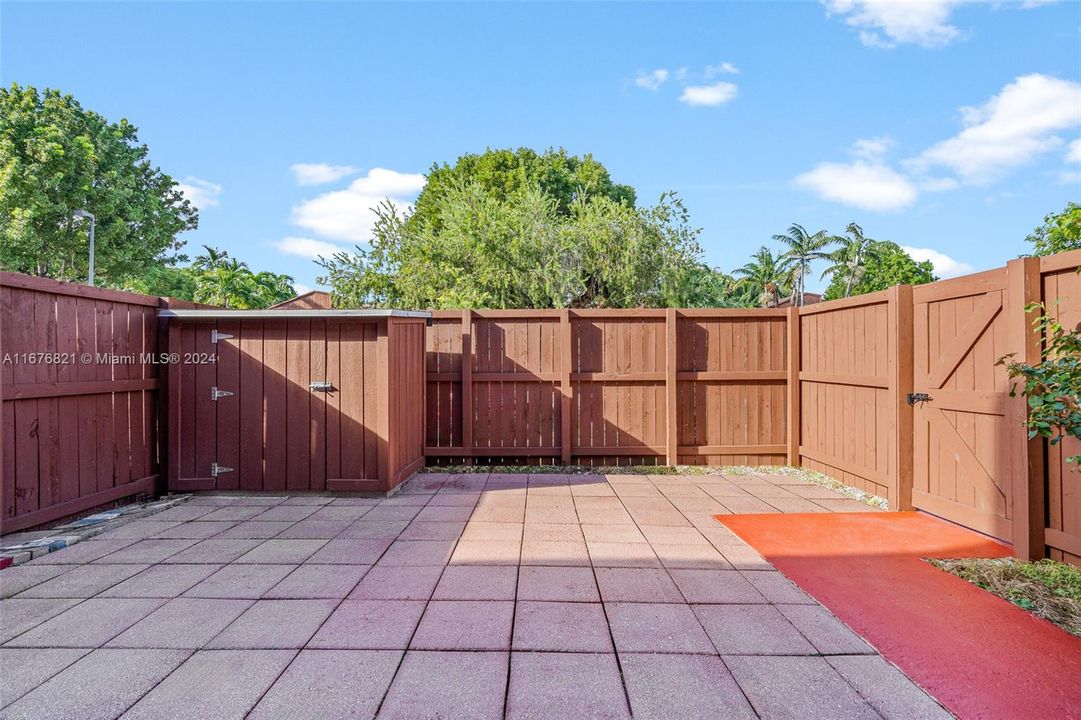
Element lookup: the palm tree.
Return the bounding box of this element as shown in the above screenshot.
[191,245,232,272]
[821,223,873,298]
[773,223,834,306]
[734,246,791,307]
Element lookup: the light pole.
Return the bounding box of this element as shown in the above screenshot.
[72,209,96,286]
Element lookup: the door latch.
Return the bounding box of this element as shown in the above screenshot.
[210,462,233,477]
[211,386,234,401]
[309,381,334,392]
[906,393,933,407]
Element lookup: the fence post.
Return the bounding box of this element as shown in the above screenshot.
[460,310,473,466]
[889,285,915,510]
[666,308,679,466]
[786,307,800,466]
[560,310,572,466]
[1006,257,1045,560]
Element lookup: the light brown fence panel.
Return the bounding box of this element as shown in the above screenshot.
[797,291,899,503]
[1041,250,1081,565]
[387,317,427,486]
[0,273,161,533]
[677,310,789,466]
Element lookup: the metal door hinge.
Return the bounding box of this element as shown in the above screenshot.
[906,393,933,407]
[309,381,334,392]
[210,462,233,477]
[211,329,234,344]
[211,386,234,401]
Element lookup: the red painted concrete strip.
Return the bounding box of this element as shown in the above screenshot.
[717,512,1081,720]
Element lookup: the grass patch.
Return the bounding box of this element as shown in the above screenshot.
[929,557,1081,637]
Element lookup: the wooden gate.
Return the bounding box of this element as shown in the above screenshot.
[911,269,1014,541]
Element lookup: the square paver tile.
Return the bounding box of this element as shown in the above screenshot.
[587,542,661,568]
[160,538,263,564]
[410,600,513,651]
[581,525,646,543]
[152,521,234,539]
[0,648,90,708]
[121,649,296,720]
[638,526,709,545]
[348,565,444,600]
[595,568,683,603]
[517,566,600,602]
[378,650,507,720]
[5,597,164,647]
[460,522,523,542]
[669,569,766,604]
[27,539,137,565]
[107,598,253,649]
[206,598,337,648]
[0,648,189,720]
[653,544,732,570]
[433,566,517,600]
[275,519,354,539]
[0,565,71,599]
[264,563,370,599]
[183,564,296,598]
[308,599,425,649]
[281,496,335,505]
[521,523,582,542]
[399,521,467,541]
[307,505,373,521]
[250,506,320,522]
[725,655,881,720]
[98,564,221,598]
[235,539,327,564]
[414,505,474,523]
[0,598,81,644]
[513,601,612,652]
[828,655,953,720]
[215,521,294,539]
[92,539,199,564]
[95,521,181,540]
[622,653,757,720]
[362,506,423,523]
[195,505,266,522]
[248,649,403,719]
[337,520,409,539]
[149,504,218,522]
[15,563,148,598]
[306,538,394,564]
[520,540,591,566]
[741,570,816,604]
[507,652,630,720]
[778,604,875,654]
[450,540,521,566]
[606,603,714,654]
[376,539,457,567]
[694,604,816,655]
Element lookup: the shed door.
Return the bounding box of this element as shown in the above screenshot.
[911,271,1014,541]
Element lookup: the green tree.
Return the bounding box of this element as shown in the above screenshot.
[773,224,834,306]
[734,246,791,307]
[0,84,196,283]
[119,265,198,300]
[820,223,873,298]
[1026,202,1081,256]
[823,241,935,299]
[317,174,712,309]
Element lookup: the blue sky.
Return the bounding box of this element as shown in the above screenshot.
[4,1,1080,293]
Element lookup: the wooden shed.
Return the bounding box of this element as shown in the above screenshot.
[160,308,429,495]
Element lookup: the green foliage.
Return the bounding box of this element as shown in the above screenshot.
[734,246,792,307]
[772,224,834,306]
[0,84,196,284]
[820,223,872,298]
[998,296,1081,465]
[318,161,730,309]
[1026,202,1081,257]
[187,246,295,309]
[118,265,198,300]
[823,241,935,300]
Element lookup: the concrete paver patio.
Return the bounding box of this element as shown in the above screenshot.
[0,472,951,719]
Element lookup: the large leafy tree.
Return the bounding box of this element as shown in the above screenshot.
[773,224,834,306]
[823,241,935,299]
[820,223,873,298]
[734,246,791,307]
[1026,202,1081,256]
[0,84,196,283]
[318,150,725,309]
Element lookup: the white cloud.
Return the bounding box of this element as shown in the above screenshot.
[272,236,349,260]
[176,177,222,210]
[911,74,1081,183]
[679,82,738,107]
[795,160,917,211]
[634,69,669,91]
[292,283,313,295]
[1066,138,1081,163]
[900,245,974,278]
[705,61,740,77]
[291,168,425,244]
[290,163,359,186]
[851,136,895,160]
[824,0,962,48]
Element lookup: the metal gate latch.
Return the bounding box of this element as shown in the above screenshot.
[211,386,234,401]
[906,393,933,407]
[210,462,233,477]
[211,329,234,344]
[309,381,334,392]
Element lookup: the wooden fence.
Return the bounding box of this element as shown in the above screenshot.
[0,273,162,533]
[424,309,795,467]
